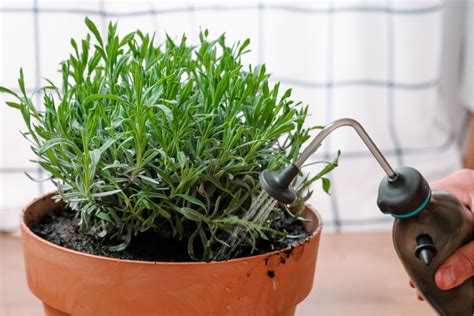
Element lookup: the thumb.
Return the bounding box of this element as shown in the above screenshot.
[435,242,474,290]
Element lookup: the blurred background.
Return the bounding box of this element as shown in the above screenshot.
[1,0,472,232]
[1,1,472,315]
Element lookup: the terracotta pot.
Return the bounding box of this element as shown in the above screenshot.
[21,192,323,316]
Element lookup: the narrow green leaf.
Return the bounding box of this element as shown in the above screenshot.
[5,101,22,109]
[92,189,122,198]
[175,193,207,211]
[84,94,124,104]
[0,86,20,99]
[85,17,103,46]
[171,206,207,222]
[177,151,187,169]
[322,177,331,194]
[96,211,113,222]
[158,207,171,219]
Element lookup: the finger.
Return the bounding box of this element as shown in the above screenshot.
[435,242,474,290]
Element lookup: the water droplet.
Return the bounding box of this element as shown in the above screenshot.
[216,191,277,260]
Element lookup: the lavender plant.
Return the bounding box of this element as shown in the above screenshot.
[1,18,338,260]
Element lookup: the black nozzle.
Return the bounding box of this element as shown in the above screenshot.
[415,234,437,266]
[418,249,434,266]
[259,164,300,204]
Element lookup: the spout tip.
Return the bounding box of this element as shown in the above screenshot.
[418,249,434,266]
[260,170,296,204]
[415,234,437,266]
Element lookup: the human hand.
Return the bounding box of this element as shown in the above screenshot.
[432,169,473,290]
[409,169,473,299]
[431,169,473,212]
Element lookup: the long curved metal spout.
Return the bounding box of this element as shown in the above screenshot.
[260,118,398,205]
[294,118,397,179]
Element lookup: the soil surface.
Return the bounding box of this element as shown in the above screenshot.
[30,207,310,262]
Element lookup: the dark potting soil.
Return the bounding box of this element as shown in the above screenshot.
[30,207,310,262]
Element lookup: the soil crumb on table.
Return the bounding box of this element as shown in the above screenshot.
[31,207,310,262]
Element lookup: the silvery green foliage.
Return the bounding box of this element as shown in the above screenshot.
[1,18,338,260]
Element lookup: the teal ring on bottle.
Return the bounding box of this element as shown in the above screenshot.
[383,191,431,219]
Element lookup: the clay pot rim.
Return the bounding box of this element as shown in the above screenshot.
[21,191,322,266]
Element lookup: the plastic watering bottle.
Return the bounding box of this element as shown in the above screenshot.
[378,166,472,315]
[259,118,473,315]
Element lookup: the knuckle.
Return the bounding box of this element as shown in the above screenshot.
[453,246,474,277]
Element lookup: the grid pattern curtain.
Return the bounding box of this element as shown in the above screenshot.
[1,0,472,231]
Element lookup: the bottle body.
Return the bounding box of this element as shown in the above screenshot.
[392,190,472,316]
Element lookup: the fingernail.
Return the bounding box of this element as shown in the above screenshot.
[441,266,457,287]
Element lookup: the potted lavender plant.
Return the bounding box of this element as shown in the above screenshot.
[1,18,338,315]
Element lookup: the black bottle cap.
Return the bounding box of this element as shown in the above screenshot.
[377,166,431,218]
